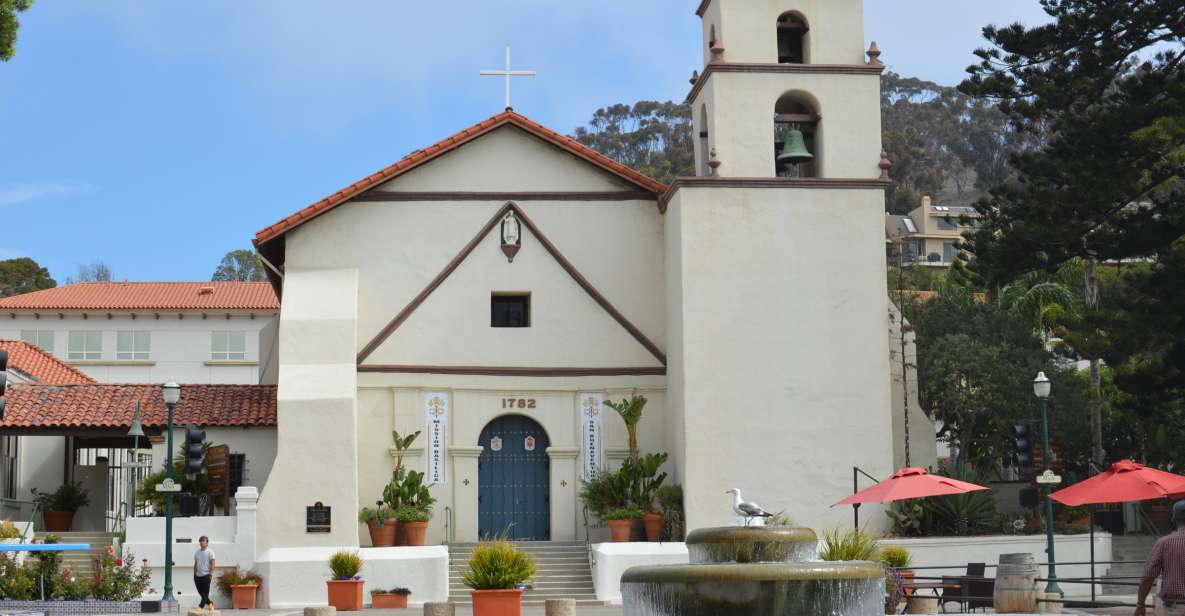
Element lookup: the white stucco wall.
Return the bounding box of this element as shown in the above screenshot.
[255,268,359,551]
[593,542,690,605]
[701,0,867,66]
[889,302,936,471]
[666,185,894,534]
[0,313,274,384]
[255,545,449,608]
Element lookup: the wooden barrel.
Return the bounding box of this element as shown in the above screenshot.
[993,553,1040,613]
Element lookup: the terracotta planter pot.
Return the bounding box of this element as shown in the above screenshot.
[608,519,634,542]
[471,588,523,616]
[43,510,74,532]
[326,579,365,611]
[642,511,664,542]
[403,520,429,546]
[899,571,916,604]
[395,523,407,546]
[366,519,397,547]
[371,593,409,609]
[231,584,258,609]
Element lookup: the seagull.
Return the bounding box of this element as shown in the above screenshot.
[726,488,773,526]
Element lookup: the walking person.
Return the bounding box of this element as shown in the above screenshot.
[194,535,217,609]
[1138,501,1185,616]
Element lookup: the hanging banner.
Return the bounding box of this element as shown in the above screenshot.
[579,393,605,480]
[424,392,449,485]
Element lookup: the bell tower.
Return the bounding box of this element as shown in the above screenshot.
[667,0,894,532]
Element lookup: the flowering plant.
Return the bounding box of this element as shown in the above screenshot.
[91,548,152,601]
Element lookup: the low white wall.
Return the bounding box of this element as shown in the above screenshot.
[593,542,689,605]
[884,533,1113,598]
[125,516,248,608]
[254,546,449,608]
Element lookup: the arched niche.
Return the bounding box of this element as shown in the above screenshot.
[774,91,821,178]
[698,104,710,176]
[777,12,810,64]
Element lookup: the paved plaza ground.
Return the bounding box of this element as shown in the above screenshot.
[204,607,1135,616]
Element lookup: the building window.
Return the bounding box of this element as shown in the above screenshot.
[776,12,809,64]
[20,330,54,353]
[67,331,102,360]
[116,331,151,360]
[491,293,530,328]
[936,217,958,231]
[1,436,17,499]
[943,242,958,263]
[212,331,247,360]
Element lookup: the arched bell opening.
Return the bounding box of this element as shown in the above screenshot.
[774,92,821,178]
[777,12,809,64]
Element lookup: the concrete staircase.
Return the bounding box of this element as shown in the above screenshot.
[34,531,116,579]
[1102,534,1157,595]
[448,541,601,607]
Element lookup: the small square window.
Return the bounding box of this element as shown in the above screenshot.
[491,294,530,328]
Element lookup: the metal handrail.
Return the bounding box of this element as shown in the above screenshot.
[0,497,42,537]
[582,505,596,572]
[442,505,455,545]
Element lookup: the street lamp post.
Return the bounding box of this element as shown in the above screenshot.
[162,382,180,603]
[1034,371,1062,597]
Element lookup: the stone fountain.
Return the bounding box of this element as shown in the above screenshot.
[621,526,885,615]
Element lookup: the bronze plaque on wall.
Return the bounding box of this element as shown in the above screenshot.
[307,502,331,533]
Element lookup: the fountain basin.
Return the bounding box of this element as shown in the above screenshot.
[686,526,818,564]
[622,561,886,616]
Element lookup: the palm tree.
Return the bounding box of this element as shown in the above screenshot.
[996,272,1077,347]
[604,395,647,462]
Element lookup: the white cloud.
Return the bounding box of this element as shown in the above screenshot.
[0,181,95,206]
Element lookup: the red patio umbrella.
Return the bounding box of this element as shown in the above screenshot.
[1050,459,1185,506]
[833,467,990,506]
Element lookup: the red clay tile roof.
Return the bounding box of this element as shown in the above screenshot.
[0,340,96,385]
[0,282,279,312]
[253,110,668,247]
[0,384,277,430]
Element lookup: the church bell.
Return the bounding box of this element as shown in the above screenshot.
[777,126,814,167]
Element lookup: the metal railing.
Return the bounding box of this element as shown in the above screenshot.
[582,505,596,572]
[441,505,455,545]
[0,497,41,537]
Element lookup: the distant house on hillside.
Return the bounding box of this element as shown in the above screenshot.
[886,196,980,268]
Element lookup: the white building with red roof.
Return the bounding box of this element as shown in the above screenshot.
[0,281,279,384]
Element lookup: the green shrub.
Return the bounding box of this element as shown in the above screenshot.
[656,484,685,541]
[460,540,536,590]
[878,545,912,569]
[886,501,927,537]
[0,519,21,540]
[819,528,881,561]
[358,506,395,524]
[217,567,263,595]
[606,506,641,520]
[578,468,633,519]
[328,551,362,580]
[53,566,91,600]
[31,481,91,512]
[396,505,430,523]
[372,587,411,595]
[0,556,38,600]
[90,548,152,601]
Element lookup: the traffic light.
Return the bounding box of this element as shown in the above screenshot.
[0,349,7,421]
[185,426,206,477]
[1012,423,1034,473]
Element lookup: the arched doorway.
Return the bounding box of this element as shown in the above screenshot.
[478,415,551,540]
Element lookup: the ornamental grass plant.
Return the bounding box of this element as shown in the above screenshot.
[328,551,363,580]
[217,567,263,595]
[819,527,881,561]
[460,540,537,590]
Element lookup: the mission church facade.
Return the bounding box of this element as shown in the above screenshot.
[250,0,932,552]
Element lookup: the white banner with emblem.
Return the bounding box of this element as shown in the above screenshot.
[579,393,605,479]
[424,392,449,484]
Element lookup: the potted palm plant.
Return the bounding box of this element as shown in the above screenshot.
[606,506,641,542]
[391,429,421,480]
[359,505,397,547]
[631,453,669,541]
[386,470,435,546]
[461,539,537,616]
[31,482,90,532]
[370,587,411,609]
[217,567,263,609]
[604,395,646,462]
[326,551,364,611]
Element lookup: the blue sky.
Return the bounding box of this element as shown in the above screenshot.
[0,1,1052,282]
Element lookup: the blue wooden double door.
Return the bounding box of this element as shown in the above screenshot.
[478,415,551,540]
